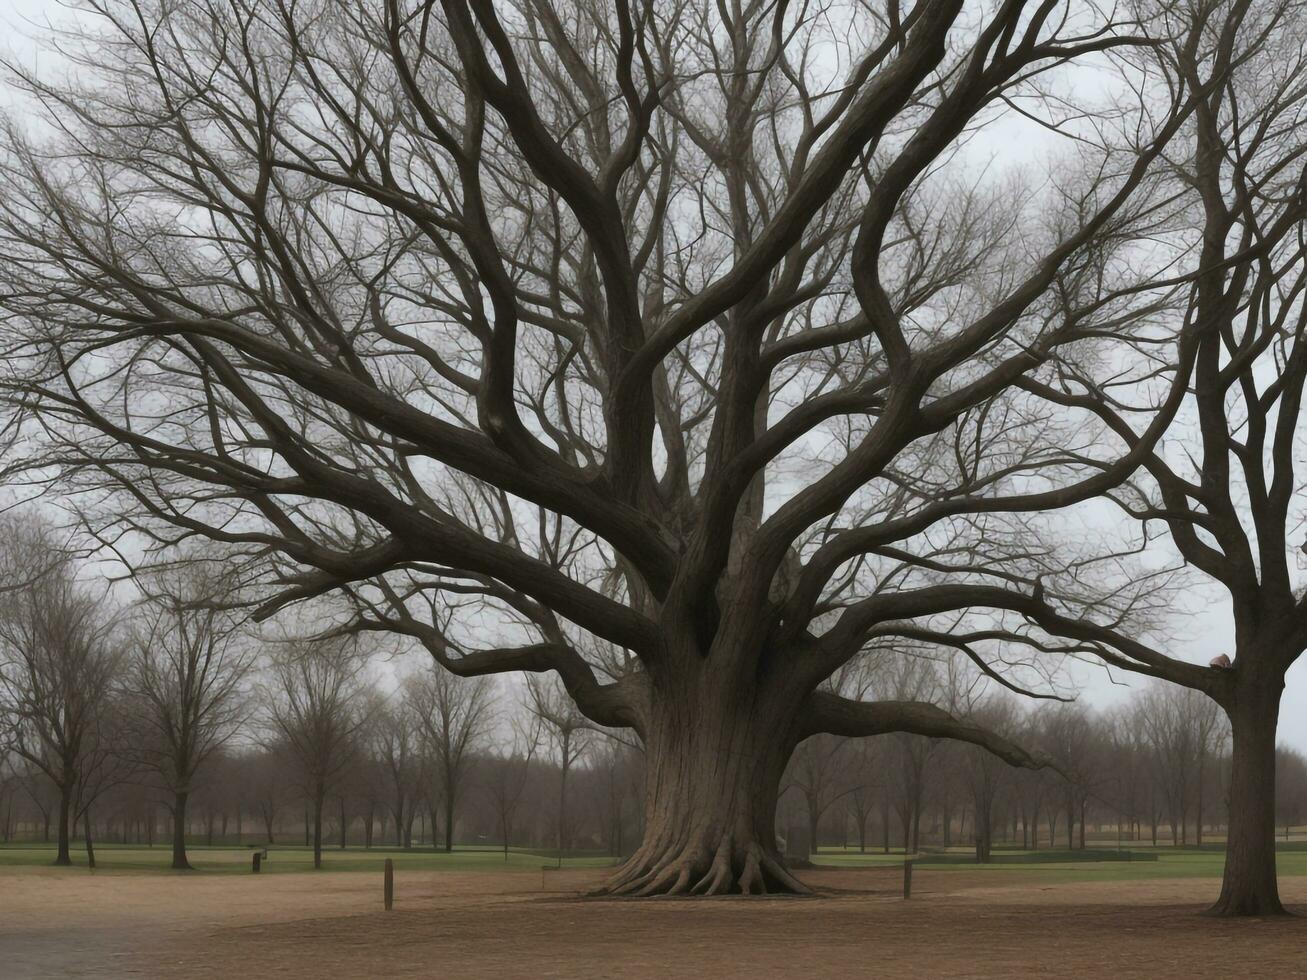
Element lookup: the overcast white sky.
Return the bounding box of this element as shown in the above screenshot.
[4,0,1306,749]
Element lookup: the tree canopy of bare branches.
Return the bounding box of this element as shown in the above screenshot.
[0,0,1275,897]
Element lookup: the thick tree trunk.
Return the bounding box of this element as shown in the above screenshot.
[599,690,805,896]
[172,791,192,870]
[1209,676,1285,916]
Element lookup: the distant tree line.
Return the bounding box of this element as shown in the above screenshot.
[3,523,1304,867]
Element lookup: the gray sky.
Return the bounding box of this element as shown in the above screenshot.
[4,0,1306,750]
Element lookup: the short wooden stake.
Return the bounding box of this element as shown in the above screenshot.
[902,858,913,899]
[384,858,394,911]
[252,852,261,873]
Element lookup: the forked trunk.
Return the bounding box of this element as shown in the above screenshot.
[1209,674,1285,916]
[599,682,806,896]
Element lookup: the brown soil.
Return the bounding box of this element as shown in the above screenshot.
[3,865,1307,979]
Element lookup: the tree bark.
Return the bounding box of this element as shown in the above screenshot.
[1209,675,1285,916]
[171,791,192,870]
[598,689,806,896]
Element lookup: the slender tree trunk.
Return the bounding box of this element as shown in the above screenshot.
[54,784,72,866]
[1209,675,1285,916]
[444,786,455,854]
[172,791,192,870]
[339,796,347,849]
[312,789,324,870]
[83,807,96,870]
[556,745,570,869]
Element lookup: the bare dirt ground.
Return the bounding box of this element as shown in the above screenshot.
[3,865,1307,979]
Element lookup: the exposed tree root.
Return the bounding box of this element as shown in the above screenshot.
[595,834,812,897]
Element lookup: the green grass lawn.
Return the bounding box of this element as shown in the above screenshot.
[6,840,1307,886]
[810,843,1307,885]
[0,842,618,875]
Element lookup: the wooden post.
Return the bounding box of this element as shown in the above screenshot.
[902,857,913,899]
[252,852,261,873]
[384,858,394,911]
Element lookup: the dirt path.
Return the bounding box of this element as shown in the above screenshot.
[3,866,1307,978]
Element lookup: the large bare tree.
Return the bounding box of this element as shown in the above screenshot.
[0,0,1246,893]
[1009,0,1307,914]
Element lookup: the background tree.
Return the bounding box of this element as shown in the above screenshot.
[783,732,856,855]
[407,667,494,853]
[0,519,121,865]
[528,675,593,866]
[841,738,882,854]
[266,637,370,869]
[1275,748,1307,841]
[372,695,422,848]
[124,568,255,869]
[482,713,543,861]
